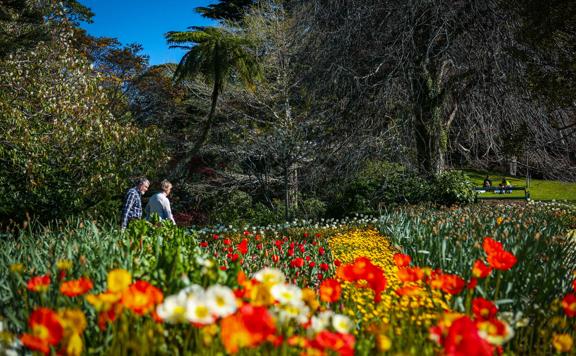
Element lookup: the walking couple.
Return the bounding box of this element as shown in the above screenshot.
[120,178,175,229]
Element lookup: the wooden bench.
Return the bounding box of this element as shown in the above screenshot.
[474,186,530,201]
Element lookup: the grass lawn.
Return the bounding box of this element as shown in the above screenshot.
[463,169,576,201]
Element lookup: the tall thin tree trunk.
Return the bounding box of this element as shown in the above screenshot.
[172,80,220,179]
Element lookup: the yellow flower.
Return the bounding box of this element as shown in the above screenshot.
[56,259,73,271]
[376,334,392,351]
[553,333,573,353]
[65,332,83,356]
[301,288,320,313]
[107,269,131,293]
[58,309,87,334]
[85,292,122,311]
[9,263,24,274]
[496,217,504,225]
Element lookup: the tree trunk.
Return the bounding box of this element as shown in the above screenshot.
[283,161,298,221]
[172,80,220,179]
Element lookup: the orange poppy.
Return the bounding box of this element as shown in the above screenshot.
[60,277,93,297]
[121,280,164,315]
[397,267,424,283]
[319,278,342,303]
[393,253,411,268]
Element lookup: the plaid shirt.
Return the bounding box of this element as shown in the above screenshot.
[121,187,142,228]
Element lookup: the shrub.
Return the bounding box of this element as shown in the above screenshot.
[429,171,476,205]
[0,29,166,225]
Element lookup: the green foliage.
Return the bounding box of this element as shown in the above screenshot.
[204,189,327,227]
[195,0,255,21]
[0,27,166,224]
[430,170,476,205]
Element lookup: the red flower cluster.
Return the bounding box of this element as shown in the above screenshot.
[482,237,517,271]
[426,270,466,295]
[27,275,51,292]
[430,315,494,356]
[338,257,387,302]
[310,331,355,356]
[220,304,278,354]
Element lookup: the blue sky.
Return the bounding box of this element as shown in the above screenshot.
[80,0,217,65]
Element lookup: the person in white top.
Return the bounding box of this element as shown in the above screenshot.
[145,179,176,224]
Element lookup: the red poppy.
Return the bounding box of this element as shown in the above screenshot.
[443,316,494,356]
[238,239,249,255]
[319,278,341,303]
[272,255,279,263]
[290,257,305,268]
[309,262,316,268]
[199,241,209,248]
[426,269,445,289]
[472,297,498,320]
[440,274,466,295]
[393,253,411,268]
[482,237,503,255]
[472,260,492,279]
[338,257,387,302]
[60,277,93,297]
[27,275,51,292]
[220,304,277,354]
[311,331,355,356]
[486,249,517,271]
[20,308,63,355]
[334,259,342,267]
[320,263,329,271]
[318,247,325,255]
[562,293,576,317]
[397,267,424,283]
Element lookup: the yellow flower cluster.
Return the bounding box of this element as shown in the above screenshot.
[329,228,448,327]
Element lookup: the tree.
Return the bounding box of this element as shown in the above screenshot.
[165,26,262,176]
[0,19,166,225]
[195,0,256,21]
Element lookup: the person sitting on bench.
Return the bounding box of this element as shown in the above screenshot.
[483,176,492,188]
[499,178,512,194]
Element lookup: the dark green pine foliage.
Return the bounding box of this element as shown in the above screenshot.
[195,0,255,21]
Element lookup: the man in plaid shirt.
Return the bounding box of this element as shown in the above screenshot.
[121,178,150,229]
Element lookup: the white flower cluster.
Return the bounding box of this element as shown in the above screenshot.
[156,267,354,335]
[157,284,237,324]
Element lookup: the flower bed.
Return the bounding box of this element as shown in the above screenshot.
[1,202,575,355]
